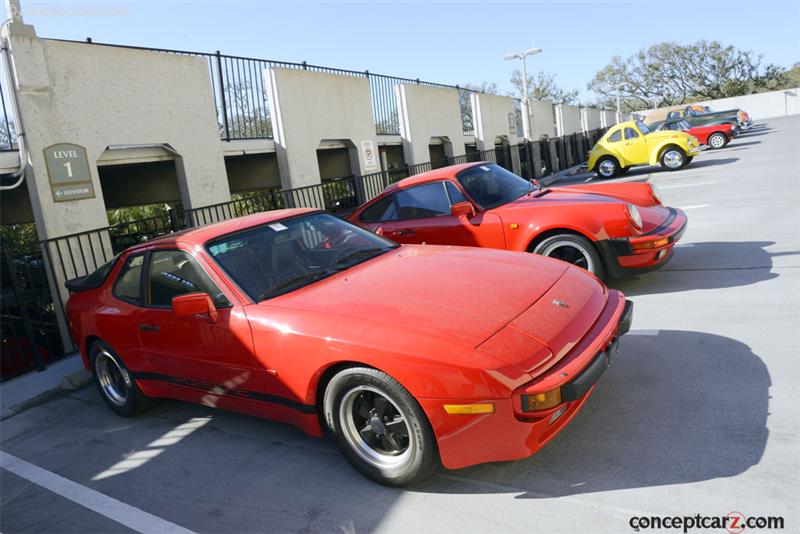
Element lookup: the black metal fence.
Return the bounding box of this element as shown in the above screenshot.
[57,39,480,140]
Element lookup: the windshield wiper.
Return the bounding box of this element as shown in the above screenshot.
[257,269,342,301]
[333,247,392,268]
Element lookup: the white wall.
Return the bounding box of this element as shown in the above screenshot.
[472,93,520,151]
[528,99,556,139]
[555,104,582,136]
[267,68,377,188]
[7,23,230,240]
[396,84,466,165]
[643,87,800,121]
[581,107,602,131]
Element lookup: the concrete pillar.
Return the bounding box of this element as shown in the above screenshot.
[529,99,556,140]
[472,93,520,152]
[395,84,466,165]
[267,68,378,188]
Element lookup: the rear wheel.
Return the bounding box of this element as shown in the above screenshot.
[595,157,619,179]
[324,367,438,487]
[91,341,153,417]
[708,132,728,149]
[659,147,687,171]
[533,234,605,278]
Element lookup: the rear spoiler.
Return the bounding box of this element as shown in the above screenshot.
[65,275,102,293]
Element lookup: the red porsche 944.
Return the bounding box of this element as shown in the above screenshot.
[67,209,632,486]
[349,162,687,279]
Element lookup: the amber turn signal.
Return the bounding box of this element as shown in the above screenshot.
[631,237,669,250]
[522,388,562,411]
[443,403,496,415]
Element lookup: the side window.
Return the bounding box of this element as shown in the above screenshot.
[113,254,144,303]
[147,250,230,308]
[359,195,398,223]
[394,183,451,220]
[445,182,469,205]
[608,129,622,143]
[624,127,639,140]
[667,111,681,120]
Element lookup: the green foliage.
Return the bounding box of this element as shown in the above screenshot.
[0,223,37,253]
[107,204,173,226]
[588,40,789,111]
[510,70,579,105]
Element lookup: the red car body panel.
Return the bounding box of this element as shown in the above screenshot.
[67,209,631,470]
[348,164,687,277]
[684,122,734,145]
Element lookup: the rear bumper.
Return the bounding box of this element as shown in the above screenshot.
[596,207,688,279]
[424,292,631,470]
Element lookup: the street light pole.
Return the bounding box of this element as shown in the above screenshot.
[504,47,542,141]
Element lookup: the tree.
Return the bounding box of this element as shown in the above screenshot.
[510,70,579,105]
[223,81,272,139]
[588,40,788,111]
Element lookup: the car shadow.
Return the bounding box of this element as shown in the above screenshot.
[608,241,788,296]
[726,140,761,148]
[685,157,738,169]
[417,329,770,499]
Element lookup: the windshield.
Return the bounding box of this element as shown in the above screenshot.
[635,121,652,135]
[206,212,398,301]
[456,163,532,209]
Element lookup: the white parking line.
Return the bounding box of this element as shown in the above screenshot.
[678,204,711,210]
[0,451,195,534]
[658,181,718,189]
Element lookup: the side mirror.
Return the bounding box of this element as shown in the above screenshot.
[450,201,476,218]
[172,293,218,322]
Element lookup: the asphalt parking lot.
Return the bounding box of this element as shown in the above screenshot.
[2,117,799,534]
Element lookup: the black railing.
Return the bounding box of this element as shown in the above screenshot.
[54,38,481,139]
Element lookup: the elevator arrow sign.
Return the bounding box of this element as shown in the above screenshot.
[44,143,95,202]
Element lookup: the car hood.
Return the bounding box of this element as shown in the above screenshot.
[265,245,572,348]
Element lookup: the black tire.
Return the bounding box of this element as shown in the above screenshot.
[708,132,728,149]
[532,233,605,279]
[90,340,154,417]
[618,166,631,175]
[323,367,438,487]
[595,156,619,179]
[686,156,694,164]
[659,146,687,171]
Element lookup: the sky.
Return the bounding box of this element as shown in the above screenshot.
[18,0,800,102]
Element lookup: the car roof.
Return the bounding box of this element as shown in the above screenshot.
[386,162,485,192]
[124,207,320,252]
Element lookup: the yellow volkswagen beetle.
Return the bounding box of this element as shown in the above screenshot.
[586,120,706,178]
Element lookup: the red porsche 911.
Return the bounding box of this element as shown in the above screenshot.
[349,162,687,279]
[66,209,632,486]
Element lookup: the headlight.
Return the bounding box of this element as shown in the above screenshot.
[626,203,642,229]
[649,184,662,204]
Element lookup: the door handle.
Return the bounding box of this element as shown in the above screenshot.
[139,324,160,332]
[393,229,415,236]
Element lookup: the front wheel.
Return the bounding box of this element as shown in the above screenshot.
[659,147,687,171]
[708,132,728,149]
[324,367,438,487]
[533,234,605,278]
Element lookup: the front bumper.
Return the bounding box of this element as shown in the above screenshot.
[688,145,708,155]
[596,207,688,279]
[423,292,631,470]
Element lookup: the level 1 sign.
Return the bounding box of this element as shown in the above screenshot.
[43,143,95,202]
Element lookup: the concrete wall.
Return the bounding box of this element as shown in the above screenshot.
[472,93,520,151]
[396,84,466,164]
[600,110,617,128]
[528,99,556,139]
[555,104,582,136]
[644,88,800,121]
[581,107,602,131]
[7,23,229,240]
[267,68,377,188]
